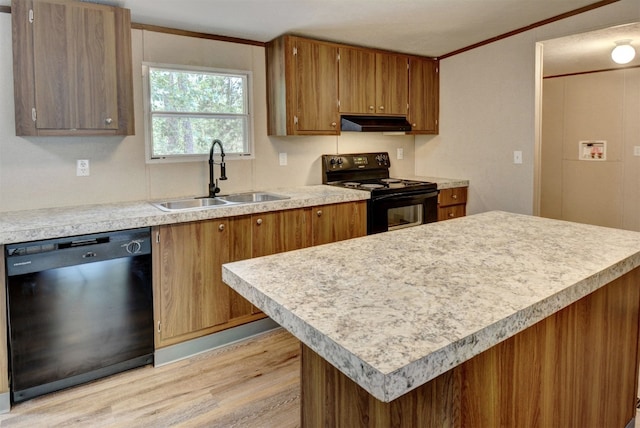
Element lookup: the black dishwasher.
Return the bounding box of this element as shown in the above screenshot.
[5,228,154,403]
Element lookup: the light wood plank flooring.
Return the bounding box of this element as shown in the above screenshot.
[0,329,301,427]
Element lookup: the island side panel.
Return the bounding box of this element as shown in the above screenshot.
[301,344,457,427]
[300,267,640,427]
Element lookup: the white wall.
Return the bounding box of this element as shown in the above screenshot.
[0,19,417,212]
[416,0,640,216]
[4,1,638,215]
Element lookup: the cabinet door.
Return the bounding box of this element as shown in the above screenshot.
[228,216,254,320]
[408,57,439,134]
[312,202,367,246]
[156,220,230,345]
[338,47,375,114]
[293,38,340,134]
[252,209,312,257]
[32,0,119,131]
[375,53,408,115]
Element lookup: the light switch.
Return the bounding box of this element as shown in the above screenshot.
[397,148,404,160]
[513,151,522,164]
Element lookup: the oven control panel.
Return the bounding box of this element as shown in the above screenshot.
[322,152,392,183]
[323,152,390,171]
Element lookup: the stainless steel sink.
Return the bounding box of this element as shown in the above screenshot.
[218,192,290,203]
[151,192,290,212]
[151,197,236,212]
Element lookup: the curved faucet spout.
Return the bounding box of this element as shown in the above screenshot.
[209,139,227,197]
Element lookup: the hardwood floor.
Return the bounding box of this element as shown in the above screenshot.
[0,329,301,427]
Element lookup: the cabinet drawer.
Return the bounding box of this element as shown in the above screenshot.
[438,187,467,207]
[438,205,466,221]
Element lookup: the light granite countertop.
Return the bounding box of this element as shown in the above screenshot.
[222,211,640,402]
[0,177,467,245]
[405,175,469,189]
[0,185,369,245]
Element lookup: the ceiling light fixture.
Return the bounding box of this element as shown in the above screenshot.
[611,40,636,64]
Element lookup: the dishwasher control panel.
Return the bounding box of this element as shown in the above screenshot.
[5,227,151,276]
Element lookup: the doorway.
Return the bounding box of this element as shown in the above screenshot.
[535,22,640,231]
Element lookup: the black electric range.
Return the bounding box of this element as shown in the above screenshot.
[321,152,438,234]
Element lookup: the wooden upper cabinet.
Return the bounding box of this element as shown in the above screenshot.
[408,57,439,134]
[267,34,438,135]
[11,0,134,136]
[266,35,339,136]
[374,52,408,116]
[338,48,408,116]
[338,47,376,114]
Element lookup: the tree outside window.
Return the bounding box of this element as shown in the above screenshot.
[145,65,252,160]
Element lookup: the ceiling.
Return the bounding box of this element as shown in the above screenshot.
[1,0,638,75]
[541,22,640,76]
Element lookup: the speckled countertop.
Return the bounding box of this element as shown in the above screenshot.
[0,178,467,245]
[405,175,469,189]
[222,211,640,402]
[0,185,369,244]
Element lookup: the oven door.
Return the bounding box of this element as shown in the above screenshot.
[367,189,438,234]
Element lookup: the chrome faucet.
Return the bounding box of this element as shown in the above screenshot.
[209,139,227,197]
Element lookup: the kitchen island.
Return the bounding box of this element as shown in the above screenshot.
[222,211,640,427]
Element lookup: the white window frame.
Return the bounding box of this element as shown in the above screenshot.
[142,62,255,163]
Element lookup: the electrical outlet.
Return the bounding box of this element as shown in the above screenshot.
[634,146,640,157]
[279,152,287,166]
[77,159,90,176]
[513,151,523,164]
[397,148,404,160]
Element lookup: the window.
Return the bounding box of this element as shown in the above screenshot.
[144,64,253,162]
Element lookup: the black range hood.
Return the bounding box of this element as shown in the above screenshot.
[341,115,412,132]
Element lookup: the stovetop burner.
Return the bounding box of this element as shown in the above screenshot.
[331,178,435,192]
[321,152,438,197]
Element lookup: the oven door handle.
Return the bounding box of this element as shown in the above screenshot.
[373,189,438,201]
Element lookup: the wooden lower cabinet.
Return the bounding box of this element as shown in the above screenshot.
[154,201,366,348]
[153,218,264,348]
[438,187,467,221]
[312,201,367,245]
[227,215,254,319]
[252,209,312,257]
[238,209,311,321]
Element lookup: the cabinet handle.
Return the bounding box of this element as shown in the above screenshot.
[448,212,455,218]
[105,117,113,125]
[379,106,385,110]
[316,210,322,217]
[256,218,263,225]
[369,105,374,110]
[412,123,417,127]
[218,224,225,231]
[452,194,458,200]
[331,122,337,127]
